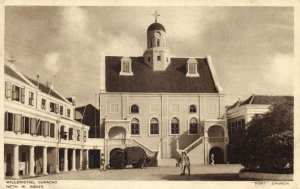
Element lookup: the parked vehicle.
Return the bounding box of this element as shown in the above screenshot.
[109,146,148,169]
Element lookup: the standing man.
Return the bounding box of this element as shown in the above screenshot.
[100,153,106,171]
[180,151,191,175]
[211,153,215,166]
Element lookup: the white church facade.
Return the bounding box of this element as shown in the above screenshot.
[98,16,228,165]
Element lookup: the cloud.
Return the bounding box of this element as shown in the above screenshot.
[44,52,60,74]
[60,7,89,41]
[264,53,293,93]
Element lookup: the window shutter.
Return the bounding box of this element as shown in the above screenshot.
[21,88,25,103]
[55,104,59,114]
[4,112,8,131]
[14,114,22,132]
[12,85,16,100]
[30,118,37,134]
[21,116,25,133]
[5,81,12,98]
[43,121,49,136]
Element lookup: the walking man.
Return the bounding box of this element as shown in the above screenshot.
[180,151,190,175]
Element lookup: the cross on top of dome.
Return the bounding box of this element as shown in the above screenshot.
[152,10,160,23]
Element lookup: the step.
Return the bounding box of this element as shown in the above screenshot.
[158,158,178,167]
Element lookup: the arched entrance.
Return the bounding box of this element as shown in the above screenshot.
[209,147,224,164]
[108,126,127,139]
[208,125,224,137]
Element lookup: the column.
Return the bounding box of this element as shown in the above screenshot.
[79,149,83,170]
[71,149,76,171]
[86,150,89,170]
[42,147,48,175]
[55,148,60,173]
[29,146,35,177]
[12,145,20,179]
[63,148,68,172]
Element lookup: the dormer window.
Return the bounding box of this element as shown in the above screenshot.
[186,58,200,77]
[120,57,133,76]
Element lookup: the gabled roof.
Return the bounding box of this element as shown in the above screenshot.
[5,64,67,102]
[228,94,294,110]
[105,56,218,93]
[5,65,30,85]
[25,76,66,102]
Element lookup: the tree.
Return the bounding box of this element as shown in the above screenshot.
[240,101,293,173]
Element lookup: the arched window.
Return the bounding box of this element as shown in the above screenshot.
[69,128,73,140]
[131,118,140,135]
[157,39,160,46]
[189,118,198,134]
[150,118,159,135]
[131,104,139,113]
[189,105,197,113]
[171,118,179,134]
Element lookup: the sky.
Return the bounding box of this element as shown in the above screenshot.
[5,6,294,107]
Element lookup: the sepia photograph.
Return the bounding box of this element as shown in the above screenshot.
[1,1,298,189]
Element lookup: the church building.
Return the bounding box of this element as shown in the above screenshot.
[98,13,228,165]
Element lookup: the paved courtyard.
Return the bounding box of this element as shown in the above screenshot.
[27,164,244,181]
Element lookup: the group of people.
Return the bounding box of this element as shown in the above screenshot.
[178,152,215,175]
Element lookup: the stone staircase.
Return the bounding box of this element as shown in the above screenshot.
[125,138,158,158]
[177,136,204,154]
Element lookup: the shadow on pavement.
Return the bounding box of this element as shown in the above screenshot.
[162,173,240,181]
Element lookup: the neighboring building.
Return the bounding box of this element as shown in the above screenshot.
[3,63,104,179]
[98,16,228,165]
[75,104,101,138]
[226,94,294,163]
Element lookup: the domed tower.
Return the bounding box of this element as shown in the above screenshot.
[143,11,170,71]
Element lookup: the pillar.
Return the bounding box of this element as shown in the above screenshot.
[86,150,89,170]
[12,145,20,179]
[63,148,68,172]
[29,146,35,177]
[79,149,83,170]
[42,147,48,175]
[71,149,76,171]
[55,148,60,173]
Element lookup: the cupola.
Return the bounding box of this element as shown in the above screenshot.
[143,11,170,71]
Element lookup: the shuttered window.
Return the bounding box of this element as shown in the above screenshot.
[5,81,12,98]
[28,91,34,106]
[67,109,71,118]
[22,117,30,134]
[41,99,46,110]
[50,102,55,112]
[69,128,73,140]
[5,112,14,131]
[77,130,81,141]
[12,85,21,102]
[83,131,87,142]
[55,103,59,114]
[50,123,55,138]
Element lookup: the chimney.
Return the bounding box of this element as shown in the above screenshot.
[100,52,106,92]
